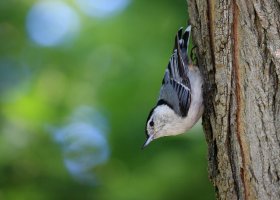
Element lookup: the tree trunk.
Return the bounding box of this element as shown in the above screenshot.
[187,0,280,199]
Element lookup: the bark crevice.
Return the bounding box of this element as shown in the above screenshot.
[232,2,250,199]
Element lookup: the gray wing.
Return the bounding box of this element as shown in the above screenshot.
[159,69,191,117]
[158,26,192,117]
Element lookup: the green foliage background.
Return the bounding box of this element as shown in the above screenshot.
[0,0,215,199]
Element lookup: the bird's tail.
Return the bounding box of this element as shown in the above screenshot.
[174,25,191,64]
[173,25,191,78]
[183,25,191,56]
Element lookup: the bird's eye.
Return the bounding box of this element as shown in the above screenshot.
[149,120,154,127]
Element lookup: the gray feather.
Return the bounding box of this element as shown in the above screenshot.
[158,26,192,117]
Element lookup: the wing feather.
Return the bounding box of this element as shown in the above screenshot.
[159,26,192,117]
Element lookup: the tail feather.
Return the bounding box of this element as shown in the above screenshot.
[174,25,191,64]
[173,27,183,51]
[183,25,191,52]
[172,25,192,78]
[175,31,185,78]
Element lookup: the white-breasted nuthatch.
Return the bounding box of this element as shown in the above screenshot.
[143,25,204,148]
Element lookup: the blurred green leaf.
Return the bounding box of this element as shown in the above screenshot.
[0,0,214,199]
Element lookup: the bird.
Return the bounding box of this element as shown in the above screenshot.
[143,25,204,148]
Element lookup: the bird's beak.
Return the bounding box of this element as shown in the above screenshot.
[142,134,154,149]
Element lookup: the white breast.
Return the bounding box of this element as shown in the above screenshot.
[182,66,204,131]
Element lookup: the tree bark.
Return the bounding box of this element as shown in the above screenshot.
[187,0,280,199]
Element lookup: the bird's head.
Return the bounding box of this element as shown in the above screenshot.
[143,103,181,148]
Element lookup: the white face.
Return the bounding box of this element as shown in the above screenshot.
[146,105,183,140]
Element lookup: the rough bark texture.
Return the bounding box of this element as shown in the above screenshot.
[187,0,280,199]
